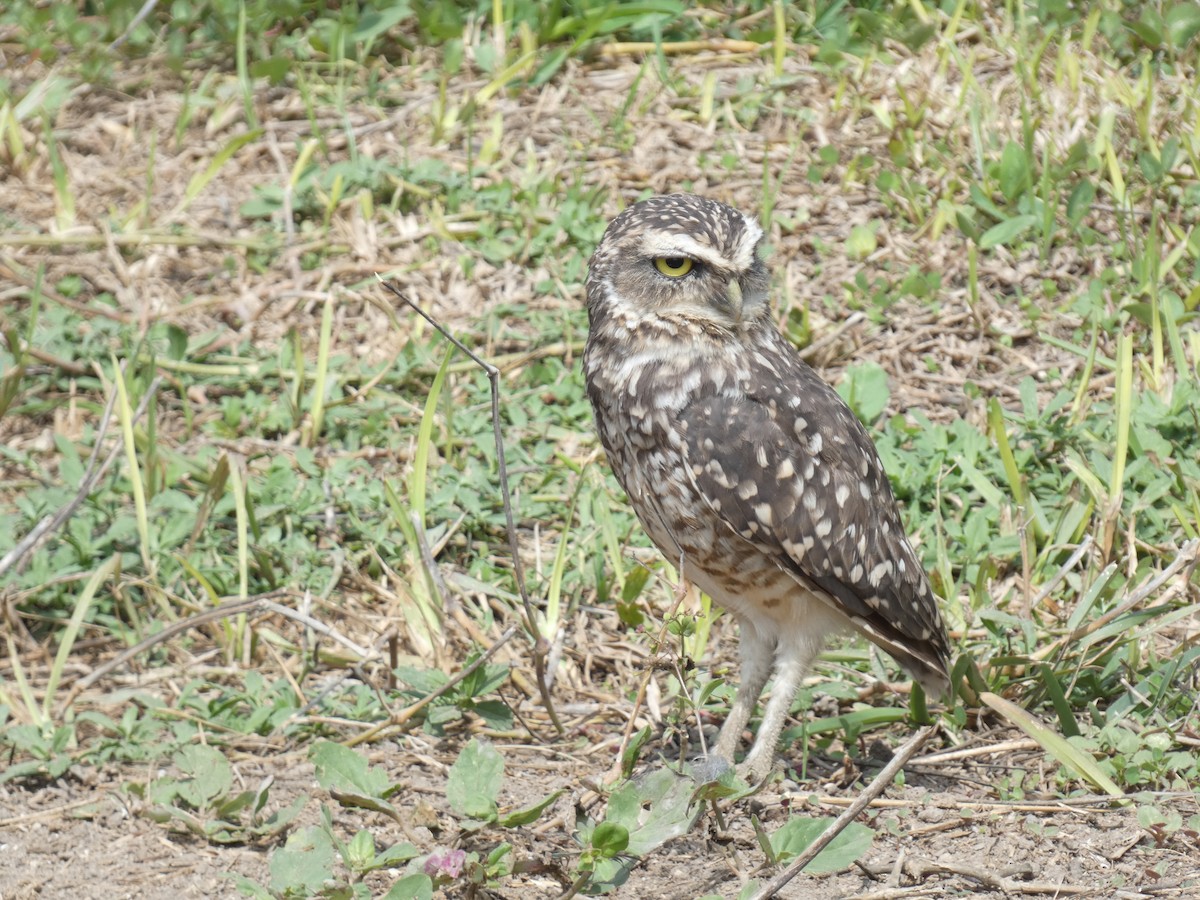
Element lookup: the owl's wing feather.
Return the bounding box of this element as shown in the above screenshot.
[676,356,950,692]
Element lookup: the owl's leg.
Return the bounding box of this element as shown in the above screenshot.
[738,634,823,782]
[713,623,775,765]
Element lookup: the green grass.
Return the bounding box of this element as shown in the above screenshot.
[2,0,1200,896]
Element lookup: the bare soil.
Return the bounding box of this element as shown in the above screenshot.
[3,727,1198,898]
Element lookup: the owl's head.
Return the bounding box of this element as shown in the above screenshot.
[586,194,770,332]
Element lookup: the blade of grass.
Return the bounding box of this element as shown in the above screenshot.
[1102,333,1133,556]
[110,357,153,575]
[226,456,251,662]
[1036,663,1080,738]
[981,692,1126,801]
[170,128,263,218]
[44,119,74,230]
[410,348,453,526]
[0,265,39,419]
[987,398,1026,508]
[542,476,584,641]
[236,1,259,129]
[772,0,785,79]
[306,293,335,446]
[682,590,716,666]
[4,633,45,728]
[46,555,120,721]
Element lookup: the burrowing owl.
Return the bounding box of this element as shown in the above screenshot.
[583,194,951,781]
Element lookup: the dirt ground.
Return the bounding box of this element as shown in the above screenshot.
[2,31,1199,900]
[3,727,1198,898]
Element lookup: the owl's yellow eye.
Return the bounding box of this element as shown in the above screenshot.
[654,256,694,277]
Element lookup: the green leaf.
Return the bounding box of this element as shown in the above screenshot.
[345,829,376,871]
[979,214,1038,249]
[621,566,651,603]
[165,324,188,360]
[395,664,449,694]
[1167,2,1200,47]
[1066,179,1095,229]
[1127,17,1163,49]
[588,825,628,859]
[257,795,307,837]
[620,725,654,778]
[447,738,503,821]
[836,361,890,423]
[269,826,336,893]
[174,745,232,809]
[532,47,571,86]
[310,740,390,797]
[213,789,256,820]
[1038,664,1080,738]
[350,4,413,45]
[326,788,399,821]
[998,140,1031,202]
[591,821,630,857]
[463,659,510,697]
[471,699,514,731]
[603,768,703,857]
[382,873,434,900]
[500,789,563,827]
[768,816,874,873]
[373,842,421,867]
[249,56,290,85]
[845,222,878,260]
[691,766,760,804]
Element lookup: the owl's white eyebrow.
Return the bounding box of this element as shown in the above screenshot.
[641,238,730,270]
[639,233,728,270]
[639,227,762,273]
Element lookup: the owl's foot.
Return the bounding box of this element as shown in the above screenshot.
[735,752,780,786]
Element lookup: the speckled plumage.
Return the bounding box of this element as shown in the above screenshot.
[583,194,951,780]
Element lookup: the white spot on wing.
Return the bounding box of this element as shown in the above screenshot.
[736,480,758,500]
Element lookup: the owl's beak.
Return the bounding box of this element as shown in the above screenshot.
[725,278,744,322]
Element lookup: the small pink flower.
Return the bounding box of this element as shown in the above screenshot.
[423,849,466,880]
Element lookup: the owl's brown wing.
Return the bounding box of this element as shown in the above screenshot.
[677,364,950,693]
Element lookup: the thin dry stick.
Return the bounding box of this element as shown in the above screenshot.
[0,796,102,828]
[598,38,761,56]
[108,0,159,49]
[1034,537,1200,663]
[377,278,563,735]
[910,737,1038,766]
[60,592,372,708]
[1030,534,1093,609]
[854,858,1095,897]
[747,725,937,900]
